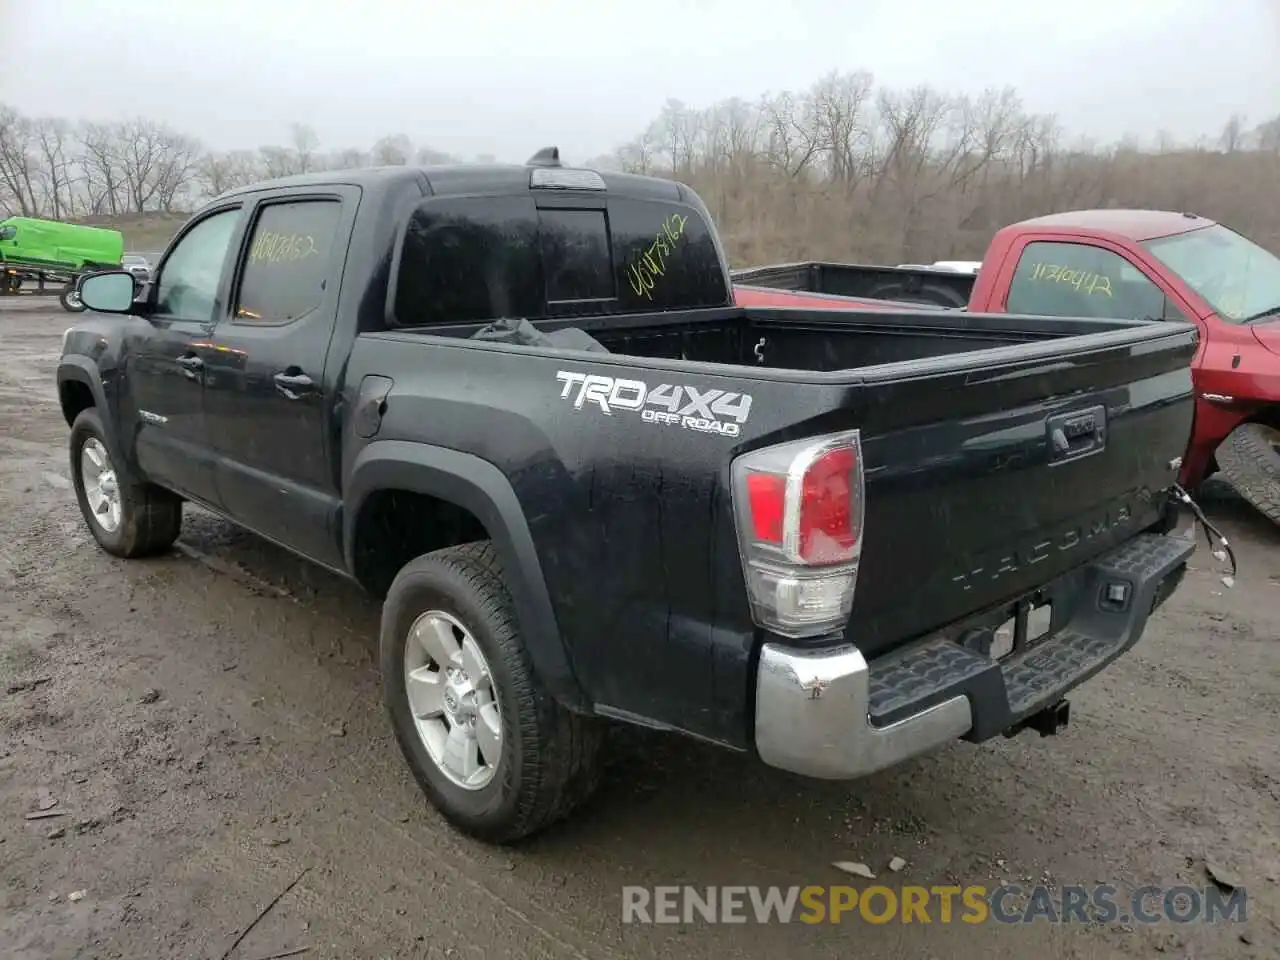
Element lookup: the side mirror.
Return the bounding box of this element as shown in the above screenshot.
[79,271,137,314]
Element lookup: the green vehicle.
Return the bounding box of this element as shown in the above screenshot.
[0,217,126,311]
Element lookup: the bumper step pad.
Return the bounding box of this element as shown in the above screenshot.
[865,533,1194,742]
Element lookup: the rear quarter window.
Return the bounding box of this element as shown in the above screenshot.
[393,196,542,327]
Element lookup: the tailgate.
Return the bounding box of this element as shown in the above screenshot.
[847,320,1196,657]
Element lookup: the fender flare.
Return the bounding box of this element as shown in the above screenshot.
[56,358,125,467]
[344,440,587,711]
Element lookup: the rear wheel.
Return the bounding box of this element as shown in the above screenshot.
[380,542,603,844]
[59,282,85,312]
[69,409,183,557]
[1216,422,1280,526]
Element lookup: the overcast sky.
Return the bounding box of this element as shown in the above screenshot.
[3,0,1277,162]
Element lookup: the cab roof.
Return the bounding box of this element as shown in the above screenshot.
[216,147,688,204]
[1012,209,1219,242]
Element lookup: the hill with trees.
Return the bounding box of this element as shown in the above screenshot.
[3,72,1277,262]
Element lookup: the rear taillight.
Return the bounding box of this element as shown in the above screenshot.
[731,430,865,639]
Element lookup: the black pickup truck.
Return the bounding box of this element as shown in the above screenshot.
[58,149,1198,844]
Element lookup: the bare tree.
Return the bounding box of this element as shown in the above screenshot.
[613,130,656,174]
[259,145,299,180]
[1220,114,1248,153]
[809,69,875,184]
[759,90,822,177]
[4,77,1280,269]
[291,123,321,173]
[651,99,701,176]
[1255,115,1280,152]
[331,147,368,170]
[0,105,41,216]
[153,132,203,211]
[371,134,412,165]
[416,145,455,165]
[79,122,126,215]
[198,149,261,197]
[116,119,169,213]
[33,118,78,219]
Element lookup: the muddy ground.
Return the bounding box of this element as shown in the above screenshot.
[0,296,1277,959]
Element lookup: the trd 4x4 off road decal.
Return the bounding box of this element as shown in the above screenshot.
[554,371,752,437]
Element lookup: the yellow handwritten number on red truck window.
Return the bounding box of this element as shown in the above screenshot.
[1028,262,1113,297]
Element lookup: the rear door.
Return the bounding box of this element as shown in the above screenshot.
[201,188,356,568]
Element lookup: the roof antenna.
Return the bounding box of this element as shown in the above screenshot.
[526,146,562,167]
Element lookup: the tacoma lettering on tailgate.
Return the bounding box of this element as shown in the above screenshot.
[951,499,1138,591]
[554,370,752,437]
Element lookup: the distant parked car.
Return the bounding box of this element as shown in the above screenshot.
[121,254,152,283]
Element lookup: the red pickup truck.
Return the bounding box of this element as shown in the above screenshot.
[733,210,1280,526]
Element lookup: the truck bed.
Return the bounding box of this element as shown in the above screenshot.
[732,261,978,309]
[377,304,1196,680]
[415,302,1170,372]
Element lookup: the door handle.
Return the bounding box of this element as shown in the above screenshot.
[176,354,203,379]
[274,370,315,399]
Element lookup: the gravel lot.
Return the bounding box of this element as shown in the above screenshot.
[1,296,1277,959]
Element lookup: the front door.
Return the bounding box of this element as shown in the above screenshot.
[201,192,352,568]
[124,205,243,505]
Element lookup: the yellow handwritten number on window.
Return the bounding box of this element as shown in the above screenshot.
[1028,262,1113,297]
[626,214,689,301]
[249,231,319,265]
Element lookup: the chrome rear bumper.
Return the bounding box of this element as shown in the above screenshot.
[753,532,1195,779]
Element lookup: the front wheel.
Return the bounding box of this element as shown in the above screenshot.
[69,409,183,557]
[380,542,603,844]
[1216,422,1280,526]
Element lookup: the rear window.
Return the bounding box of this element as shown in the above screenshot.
[540,208,615,303]
[392,193,728,327]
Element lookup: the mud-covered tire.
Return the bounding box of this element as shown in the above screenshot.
[59,283,86,312]
[69,408,182,557]
[380,541,603,844]
[1215,422,1280,526]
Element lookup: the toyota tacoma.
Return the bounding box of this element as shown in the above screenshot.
[58,150,1199,843]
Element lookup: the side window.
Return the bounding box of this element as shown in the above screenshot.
[1006,241,1182,321]
[394,196,541,327]
[539,209,614,303]
[155,208,240,322]
[234,199,343,324]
